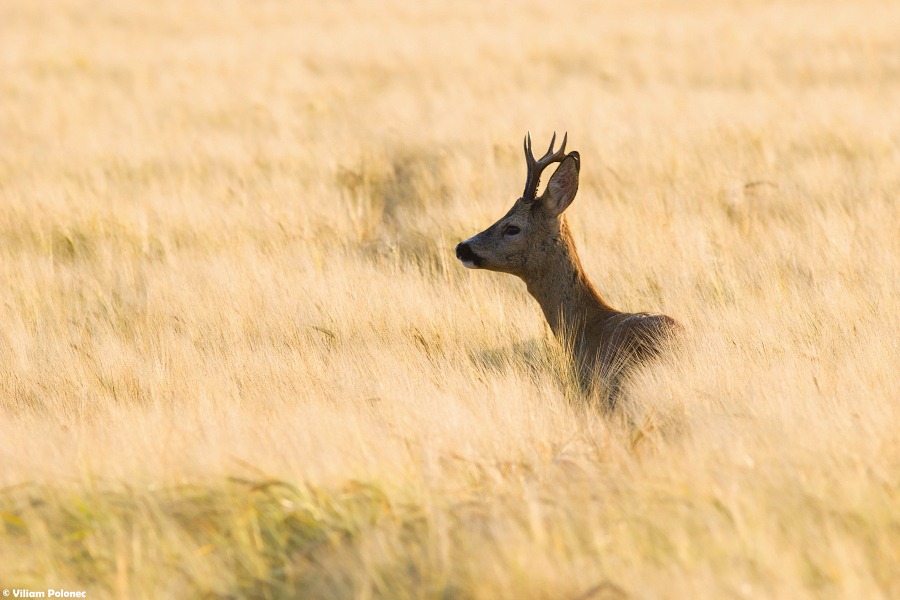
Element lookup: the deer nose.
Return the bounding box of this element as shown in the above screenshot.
[455,242,481,268]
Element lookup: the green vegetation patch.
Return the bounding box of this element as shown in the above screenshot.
[0,479,440,600]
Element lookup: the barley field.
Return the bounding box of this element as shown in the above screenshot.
[1,1,898,598]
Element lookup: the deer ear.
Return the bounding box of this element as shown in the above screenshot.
[543,152,580,217]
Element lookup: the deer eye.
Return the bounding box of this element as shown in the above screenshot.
[504,225,521,236]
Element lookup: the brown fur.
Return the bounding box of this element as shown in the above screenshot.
[456,141,681,404]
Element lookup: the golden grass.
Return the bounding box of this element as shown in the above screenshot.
[1,0,899,597]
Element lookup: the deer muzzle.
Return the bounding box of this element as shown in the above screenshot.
[455,241,482,269]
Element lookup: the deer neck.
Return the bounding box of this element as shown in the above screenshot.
[522,218,616,340]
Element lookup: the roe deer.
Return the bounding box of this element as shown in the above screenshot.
[455,133,681,404]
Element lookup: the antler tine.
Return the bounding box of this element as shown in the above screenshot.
[522,131,569,201]
[544,131,557,159]
[524,132,535,191]
[553,132,566,158]
[537,131,567,161]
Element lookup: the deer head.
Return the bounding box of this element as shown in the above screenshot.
[455,132,581,279]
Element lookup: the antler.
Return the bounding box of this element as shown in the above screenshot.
[522,131,568,201]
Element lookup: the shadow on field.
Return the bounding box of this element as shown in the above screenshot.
[470,337,545,375]
[468,336,581,395]
[335,145,477,277]
[335,145,455,234]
